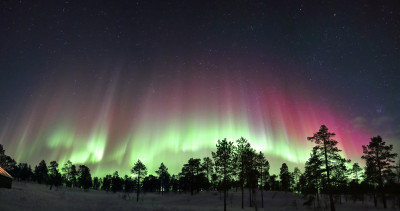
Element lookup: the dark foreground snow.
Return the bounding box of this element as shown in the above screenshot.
[0,182,387,210]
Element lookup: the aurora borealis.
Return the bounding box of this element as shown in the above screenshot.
[1,1,399,177]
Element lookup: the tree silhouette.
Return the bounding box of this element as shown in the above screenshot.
[102,174,112,191]
[179,158,204,195]
[243,148,257,207]
[256,151,269,208]
[61,160,74,187]
[293,167,301,193]
[34,160,48,184]
[189,158,203,193]
[396,158,400,183]
[2,134,399,210]
[0,144,4,155]
[307,125,340,211]
[142,174,160,192]
[77,165,92,191]
[70,164,78,187]
[1,155,17,176]
[269,174,279,190]
[0,144,5,168]
[362,136,397,209]
[280,163,291,192]
[211,173,219,191]
[351,163,363,183]
[235,137,252,209]
[1,144,23,177]
[48,161,62,190]
[212,138,235,211]
[111,171,123,192]
[202,157,214,189]
[132,159,147,201]
[330,156,350,198]
[16,163,33,181]
[124,175,135,194]
[303,147,323,203]
[92,177,101,190]
[156,162,170,195]
[0,144,13,173]
[170,175,179,192]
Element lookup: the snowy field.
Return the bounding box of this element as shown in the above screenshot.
[0,181,388,210]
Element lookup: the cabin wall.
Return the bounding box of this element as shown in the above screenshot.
[0,175,12,188]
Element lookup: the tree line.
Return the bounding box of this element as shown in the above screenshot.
[1,125,399,211]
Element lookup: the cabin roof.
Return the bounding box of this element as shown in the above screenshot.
[0,166,13,179]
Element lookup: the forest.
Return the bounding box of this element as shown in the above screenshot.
[1,125,399,211]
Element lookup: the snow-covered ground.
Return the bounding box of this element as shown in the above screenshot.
[0,181,389,210]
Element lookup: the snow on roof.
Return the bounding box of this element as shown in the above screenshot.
[0,166,13,179]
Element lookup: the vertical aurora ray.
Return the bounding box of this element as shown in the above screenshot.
[0,67,372,176]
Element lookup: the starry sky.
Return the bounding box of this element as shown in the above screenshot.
[0,1,399,176]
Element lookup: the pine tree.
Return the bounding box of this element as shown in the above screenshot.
[202,157,214,184]
[396,158,400,183]
[351,163,363,183]
[256,151,269,208]
[102,174,112,191]
[362,136,397,209]
[280,163,291,192]
[235,137,252,209]
[293,167,301,193]
[212,138,235,211]
[77,165,92,191]
[0,144,5,167]
[269,174,279,190]
[70,164,78,188]
[307,125,341,211]
[111,171,123,192]
[17,163,32,181]
[1,155,17,176]
[132,159,147,202]
[61,160,73,187]
[243,146,257,207]
[156,162,170,195]
[48,161,62,190]
[0,144,4,156]
[330,156,350,196]
[190,158,203,193]
[92,177,101,190]
[124,175,135,194]
[34,160,48,184]
[304,147,323,202]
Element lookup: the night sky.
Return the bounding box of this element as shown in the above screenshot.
[1,1,399,176]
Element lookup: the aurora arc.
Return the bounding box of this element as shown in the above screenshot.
[0,68,371,177]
